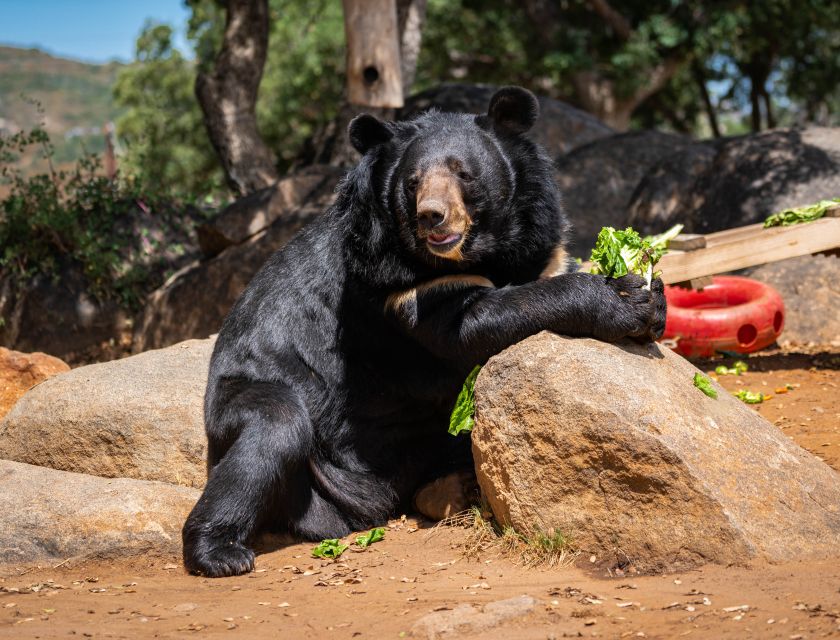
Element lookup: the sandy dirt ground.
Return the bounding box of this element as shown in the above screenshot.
[2,348,839,640]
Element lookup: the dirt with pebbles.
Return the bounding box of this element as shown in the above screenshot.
[1,347,838,640]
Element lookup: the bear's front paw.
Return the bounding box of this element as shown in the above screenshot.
[594,274,666,343]
[183,536,255,577]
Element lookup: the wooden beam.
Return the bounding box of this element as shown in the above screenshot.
[343,0,404,108]
[658,217,840,284]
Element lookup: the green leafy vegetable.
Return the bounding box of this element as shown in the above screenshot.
[311,538,348,559]
[449,365,481,436]
[589,224,683,288]
[764,198,840,227]
[715,360,748,376]
[733,389,765,404]
[355,527,385,548]
[693,372,718,398]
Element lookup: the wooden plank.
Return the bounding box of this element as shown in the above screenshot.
[669,234,706,251]
[702,222,766,248]
[343,0,404,108]
[658,217,840,284]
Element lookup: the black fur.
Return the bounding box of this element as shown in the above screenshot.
[182,87,666,577]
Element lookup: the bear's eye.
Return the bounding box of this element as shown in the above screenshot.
[405,176,419,193]
[457,171,474,183]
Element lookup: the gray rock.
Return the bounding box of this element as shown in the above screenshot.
[133,179,338,352]
[472,332,840,572]
[554,131,698,255]
[744,254,840,345]
[0,268,132,364]
[197,165,342,258]
[0,339,212,487]
[410,595,536,639]
[400,83,614,159]
[627,127,840,235]
[0,459,199,567]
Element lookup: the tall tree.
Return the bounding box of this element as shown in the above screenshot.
[195,0,279,195]
[114,23,224,195]
[310,0,428,166]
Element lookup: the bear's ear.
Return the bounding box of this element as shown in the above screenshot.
[486,86,539,135]
[348,114,393,154]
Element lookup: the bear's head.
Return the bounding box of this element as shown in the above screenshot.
[347,86,562,277]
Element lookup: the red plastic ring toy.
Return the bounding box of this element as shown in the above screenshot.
[662,276,785,358]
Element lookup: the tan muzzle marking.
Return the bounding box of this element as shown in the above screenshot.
[416,167,472,261]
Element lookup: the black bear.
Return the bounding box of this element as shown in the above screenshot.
[182,87,666,577]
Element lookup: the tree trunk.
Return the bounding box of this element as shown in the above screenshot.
[749,78,762,132]
[571,56,683,131]
[692,61,721,138]
[762,89,776,129]
[310,0,428,167]
[195,0,279,195]
[343,0,404,108]
[396,0,427,95]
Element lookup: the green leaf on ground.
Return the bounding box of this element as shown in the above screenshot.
[715,360,749,376]
[311,538,348,559]
[733,389,765,404]
[355,527,385,548]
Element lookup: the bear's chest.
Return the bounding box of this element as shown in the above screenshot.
[341,314,461,426]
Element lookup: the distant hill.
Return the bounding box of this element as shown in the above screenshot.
[0,45,123,170]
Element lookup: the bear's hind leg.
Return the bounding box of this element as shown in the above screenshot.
[182,380,312,577]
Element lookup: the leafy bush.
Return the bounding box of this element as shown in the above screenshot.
[0,125,202,311]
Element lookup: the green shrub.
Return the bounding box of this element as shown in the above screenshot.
[0,125,201,311]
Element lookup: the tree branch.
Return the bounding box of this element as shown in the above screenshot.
[586,0,632,41]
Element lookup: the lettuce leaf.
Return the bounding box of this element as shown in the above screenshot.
[693,372,718,399]
[764,198,839,227]
[355,527,385,548]
[589,224,682,287]
[312,538,348,559]
[449,365,481,436]
[733,389,765,404]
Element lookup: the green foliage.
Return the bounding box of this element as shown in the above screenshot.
[693,373,718,399]
[589,224,681,286]
[715,361,748,376]
[252,0,346,167]
[418,0,695,108]
[113,22,224,198]
[764,198,840,227]
[0,124,196,310]
[449,365,481,436]
[355,527,385,548]
[311,538,348,559]
[109,0,840,190]
[419,1,840,133]
[733,389,765,404]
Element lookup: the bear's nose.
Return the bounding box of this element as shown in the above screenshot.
[417,202,446,231]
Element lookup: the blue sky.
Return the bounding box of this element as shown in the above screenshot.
[0,0,192,63]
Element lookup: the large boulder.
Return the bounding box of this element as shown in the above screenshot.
[400,83,614,159]
[627,127,840,235]
[554,131,699,255]
[472,332,840,572]
[196,165,342,258]
[0,201,206,364]
[744,254,840,345]
[0,268,132,364]
[133,170,341,352]
[0,339,212,487]
[0,347,69,419]
[0,460,199,567]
